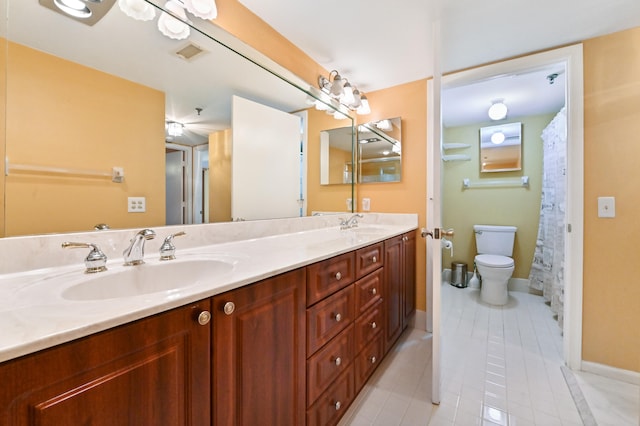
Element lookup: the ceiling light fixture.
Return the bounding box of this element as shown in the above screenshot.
[166,121,184,137]
[318,70,371,115]
[118,0,156,21]
[488,100,508,121]
[40,0,116,25]
[157,0,190,40]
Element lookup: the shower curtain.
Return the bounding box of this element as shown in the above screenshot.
[529,107,566,328]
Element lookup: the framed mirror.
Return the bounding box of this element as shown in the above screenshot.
[479,122,522,172]
[1,0,354,237]
[357,117,402,183]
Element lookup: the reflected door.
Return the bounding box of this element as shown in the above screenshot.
[231,96,302,221]
[166,150,184,225]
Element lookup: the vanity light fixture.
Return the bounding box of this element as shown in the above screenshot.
[491,131,505,144]
[119,0,218,40]
[318,70,370,114]
[488,100,508,121]
[39,0,116,26]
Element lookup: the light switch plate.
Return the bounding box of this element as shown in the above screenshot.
[597,196,615,218]
[362,198,371,211]
[128,197,146,213]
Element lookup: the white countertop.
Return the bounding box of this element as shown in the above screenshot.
[0,214,418,363]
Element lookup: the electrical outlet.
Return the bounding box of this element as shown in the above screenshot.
[128,197,146,213]
[346,198,353,211]
[362,198,371,211]
[597,196,615,218]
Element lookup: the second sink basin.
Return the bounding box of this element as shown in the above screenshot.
[62,258,235,301]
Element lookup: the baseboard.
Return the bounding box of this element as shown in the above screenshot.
[581,360,640,386]
[442,269,536,294]
[411,309,427,331]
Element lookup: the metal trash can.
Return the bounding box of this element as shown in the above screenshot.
[450,262,468,288]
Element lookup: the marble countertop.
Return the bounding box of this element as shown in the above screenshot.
[0,216,417,364]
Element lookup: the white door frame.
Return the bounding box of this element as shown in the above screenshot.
[427,44,585,401]
[166,142,194,225]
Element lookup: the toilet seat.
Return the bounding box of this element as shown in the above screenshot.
[475,254,514,269]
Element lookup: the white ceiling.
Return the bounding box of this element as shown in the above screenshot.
[239,0,640,126]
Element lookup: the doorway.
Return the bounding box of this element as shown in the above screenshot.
[427,44,585,404]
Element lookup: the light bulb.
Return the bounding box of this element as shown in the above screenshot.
[491,131,505,144]
[488,101,507,120]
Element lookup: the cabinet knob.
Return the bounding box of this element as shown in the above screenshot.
[334,401,342,411]
[197,310,211,325]
[370,288,377,296]
[335,271,342,281]
[370,356,377,364]
[403,236,408,242]
[223,302,235,315]
[370,321,377,329]
[372,256,377,263]
[334,313,342,322]
[334,356,342,366]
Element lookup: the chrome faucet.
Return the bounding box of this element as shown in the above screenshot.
[123,229,156,266]
[339,213,364,230]
[62,242,108,273]
[159,231,186,261]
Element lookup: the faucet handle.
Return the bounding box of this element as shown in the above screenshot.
[159,231,186,261]
[62,242,108,273]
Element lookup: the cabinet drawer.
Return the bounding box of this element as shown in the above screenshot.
[306,367,355,426]
[307,285,355,354]
[354,300,383,351]
[307,324,354,407]
[355,242,383,279]
[354,268,383,314]
[355,334,385,391]
[307,252,356,306]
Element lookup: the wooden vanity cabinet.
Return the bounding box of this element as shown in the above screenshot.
[0,301,212,426]
[212,268,306,426]
[384,231,417,354]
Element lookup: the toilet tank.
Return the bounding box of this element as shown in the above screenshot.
[474,225,517,256]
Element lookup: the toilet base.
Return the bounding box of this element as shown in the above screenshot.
[480,279,509,305]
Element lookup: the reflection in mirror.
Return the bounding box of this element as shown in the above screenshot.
[2,0,354,237]
[357,117,402,183]
[479,122,522,172]
[319,126,354,185]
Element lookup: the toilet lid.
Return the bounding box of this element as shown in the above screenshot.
[475,254,514,268]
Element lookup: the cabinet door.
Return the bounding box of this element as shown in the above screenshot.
[384,235,403,353]
[402,232,417,328]
[0,301,212,426]
[213,269,306,426]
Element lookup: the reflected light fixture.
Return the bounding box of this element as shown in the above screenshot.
[118,0,156,21]
[488,100,508,121]
[166,121,184,137]
[157,0,190,40]
[40,0,117,26]
[491,131,505,144]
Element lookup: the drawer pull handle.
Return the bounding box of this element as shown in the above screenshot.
[334,313,342,322]
[370,288,377,295]
[334,401,342,411]
[335,271,342,280]
[372,256,377,263]
[370,321,377,329]
[223,302,235,315]
[334,356,342,366]
[197,310,211,325]
[370,356,377,364]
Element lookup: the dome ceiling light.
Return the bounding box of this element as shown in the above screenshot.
[488,100,508,121]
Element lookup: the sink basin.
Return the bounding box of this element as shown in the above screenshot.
[61,259,234,301]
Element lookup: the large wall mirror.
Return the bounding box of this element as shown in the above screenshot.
[479,122,522,173]
[358,117,402,183]
[319,126,354,186]
[1,0,354,237]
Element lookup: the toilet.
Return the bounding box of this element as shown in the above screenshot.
[474,225,517,305]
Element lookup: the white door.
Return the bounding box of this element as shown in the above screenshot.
[231,95,302,221]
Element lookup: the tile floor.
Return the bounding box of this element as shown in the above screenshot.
[339,283,639,425]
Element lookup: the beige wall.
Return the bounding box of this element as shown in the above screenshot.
[0,38,6,237]
[583,27,640,372]
[4,42,166,236]
[442,113,554,279]
[209,129,233,222]
[356,80,428,311]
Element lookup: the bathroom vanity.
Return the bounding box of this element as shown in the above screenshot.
[0,214,417,425]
